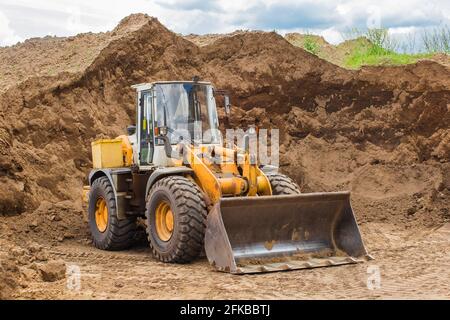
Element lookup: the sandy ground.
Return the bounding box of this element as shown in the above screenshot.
[12,222,449,300]
[0,14,448,300]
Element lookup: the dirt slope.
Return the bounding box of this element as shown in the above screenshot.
[0,14,150,94]
[188,32,375,68]
[0,14,449,299]
[184,30,252,47]
[285,33,374,67]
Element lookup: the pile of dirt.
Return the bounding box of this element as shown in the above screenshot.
[0,14,449,298]
[0,200,83,298]
[0,237,66,299]
[228,105,449,229]
[284,33,342,66]
[285,33,450,69]
[184,30,257,47]
[0,13,151,94]
[2,201,87,243]
[188,32,374,68]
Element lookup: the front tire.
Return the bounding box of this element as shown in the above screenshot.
[146,176,207,263]
[88,176,137,250]
[267,173,301,195]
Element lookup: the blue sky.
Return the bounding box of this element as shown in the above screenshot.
[0,0,449,47]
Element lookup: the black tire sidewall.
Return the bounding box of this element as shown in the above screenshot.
[147,187,179,255]
[88,179,114,247]
[267,173,301,195]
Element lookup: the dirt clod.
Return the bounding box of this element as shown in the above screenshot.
[37,260,66,282]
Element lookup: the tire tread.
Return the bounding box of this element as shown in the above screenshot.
[146,176,207,263]
[89,176,136,251]
[266,173,301,195]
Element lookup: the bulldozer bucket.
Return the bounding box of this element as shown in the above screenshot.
[204,192,371,274]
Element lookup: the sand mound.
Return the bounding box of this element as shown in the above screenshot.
[0,14,151,94]
[0,237,66,299]
[0,13,448,258]
[184,30,260,47]
[190,32,373,68]
[285,33,374,67]
[285,33,342,66]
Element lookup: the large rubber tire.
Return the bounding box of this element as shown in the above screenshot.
[267,173,301,195]
[88,176,137,250]
[146,176,207,263]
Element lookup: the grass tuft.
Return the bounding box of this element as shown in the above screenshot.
[343,28,440,69]
[422,25,450,54]
[303,35,319,55]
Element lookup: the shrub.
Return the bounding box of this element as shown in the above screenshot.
[303,35,319,55]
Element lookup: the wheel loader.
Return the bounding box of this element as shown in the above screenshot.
[83,80,371,274]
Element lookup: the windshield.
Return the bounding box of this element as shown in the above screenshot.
[155,83,221,144]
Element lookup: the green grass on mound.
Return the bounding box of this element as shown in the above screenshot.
[286,27,448,69]
[345,44,433,69]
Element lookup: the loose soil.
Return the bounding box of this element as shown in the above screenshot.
[1,14,449,299]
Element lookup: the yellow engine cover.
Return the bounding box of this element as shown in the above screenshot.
[91,139,124,168]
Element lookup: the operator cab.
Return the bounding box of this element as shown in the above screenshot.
[130,81,230,167]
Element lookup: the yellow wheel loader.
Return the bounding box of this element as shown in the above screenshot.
[84,80,371,274]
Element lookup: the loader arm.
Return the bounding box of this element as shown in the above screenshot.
[175,143,272,205]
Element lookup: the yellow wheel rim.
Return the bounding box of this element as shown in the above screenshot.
[95,198,108,233]
[155,201,174,242]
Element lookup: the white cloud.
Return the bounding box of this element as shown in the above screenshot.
[0,0,448,47]
[320,27,344,45]
[0,10,22,46]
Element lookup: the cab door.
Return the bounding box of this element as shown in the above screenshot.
[138,90,154,165]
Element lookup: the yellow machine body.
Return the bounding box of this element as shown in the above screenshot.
[85,81,370,274]
[173,144,272,203]
[91,139,124,169]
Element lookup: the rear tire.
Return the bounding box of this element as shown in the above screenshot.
[146,176,207,263]
[267,173,301,195]
[88,176,137,250]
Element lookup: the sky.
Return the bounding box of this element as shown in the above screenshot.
[0,0,449,48]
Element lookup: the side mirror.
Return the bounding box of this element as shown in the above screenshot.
[155,126,168,137]
[155,127,179,160]
[214,89,231,116]
[127,125,136,135]
[224,95,231,115]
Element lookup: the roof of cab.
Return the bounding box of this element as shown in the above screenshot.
[132,81,212,91]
